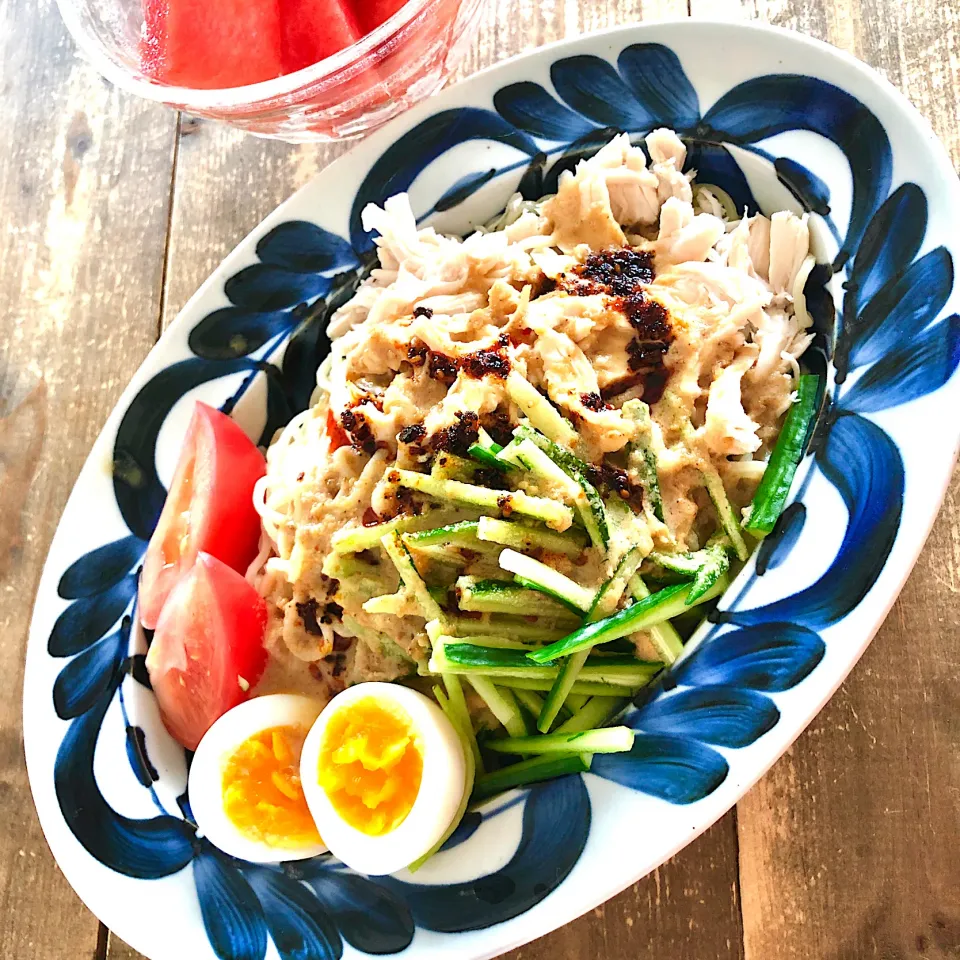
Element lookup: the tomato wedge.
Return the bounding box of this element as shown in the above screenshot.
[146,553,268,750]
[139,402,266,630]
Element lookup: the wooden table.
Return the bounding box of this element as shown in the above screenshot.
[3,0,959,956]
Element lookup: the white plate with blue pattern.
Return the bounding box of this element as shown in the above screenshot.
[24,20,960,960]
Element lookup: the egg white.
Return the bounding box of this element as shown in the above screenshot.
[189,694,328,864]
[300,683,466,876]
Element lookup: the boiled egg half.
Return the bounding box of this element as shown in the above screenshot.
[189,694,328,863]
[301,682,466,875]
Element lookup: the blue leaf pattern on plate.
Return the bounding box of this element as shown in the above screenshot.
[615,44,700,130]
[550,55,656,129]
[243,867,343,960]
[52,618,129,719]
[755,502,807,576]
[846,247,954,371]
[591,735,729,804]
[684,141,758,215]
[841,314,960,413]
[194,843,268,960]
[493,82,596,141]
[673,623,825,692]
[255,222,358,275]
[48,574,137,657]
[303,872,415,955]
[631,687,780,748]
[57,535,145,600]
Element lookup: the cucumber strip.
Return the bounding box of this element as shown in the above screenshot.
[538,547,644,732]
[432,643,660,686]
[498,439,582,500]
[627,575,684,664]
[404,520,480,547]
[432,632,541,651]
[431,452,478,482]
[320,552,382,580]
[381,531,444,621]
[649,544,730,605]
[468,443,512,471]
[538,649,590,732]
[510,687,571,725]
[392,469,574,531]
[477,516,586,558]
[455,577,580,620]
[444,615,571,642]
[513,423,609,548]
[442,673,484,775]
[331,514,429,554]
[474,427,504,454]
[498,548,595,613]
[622,399,664,522]
[485,726,634,756]
[408,685,476,872]
[505,371,579,448]
[554,696,629,735]
[564,693,589,712]
[743,374,820,537]
[529,574,730,662]
[471,753,591,803]
[465,676,527,737]
[702,470,749,561]
[501,677,650,697]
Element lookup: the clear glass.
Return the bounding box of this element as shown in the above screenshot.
[56,0,486,141]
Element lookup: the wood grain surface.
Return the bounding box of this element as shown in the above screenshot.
[0,0,956,957]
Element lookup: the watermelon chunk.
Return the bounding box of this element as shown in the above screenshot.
[278,0,363,73]
[141,0,284,88]
[351,0,409,34]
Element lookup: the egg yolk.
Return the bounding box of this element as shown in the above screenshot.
[222,724,321,849]
[318,698,423,836]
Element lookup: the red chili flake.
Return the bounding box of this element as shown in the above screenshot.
[339,408,377,455]
[325,408,350,451]
[461,340,511,379]
[362,507,381,527]
[413,305,434,318]
[580,391,611,412]
[407,342,428,366]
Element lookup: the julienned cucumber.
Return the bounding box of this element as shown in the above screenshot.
[649,543,730,605]
[476,516,586,557]
[498,548,595,613]
[485,725,634,756]
[529,573,730,662]
[468,427,511,471]
[627,575,684,664]
[471,753,592,802]
[380,532,444,622]
[443,614,570,642]
[554,695,628,734]
[512,423,609,548]
[403,520,480,547]
[537,547,642,732]
[622,400,664,522]
[500,676,651,697]
[431,643,660,686]
[391,468,574,530]
[466,676,527,738]
[505,372,579,449]
[702,470,749,561]
[743,374,820,537]
[455,577,580,619]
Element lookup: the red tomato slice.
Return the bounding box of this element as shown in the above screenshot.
[141,0,284,89]
[139,402,266,630]
[146,553,268,750]
[278,0,363,74]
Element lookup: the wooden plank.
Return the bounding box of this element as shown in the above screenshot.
[0,1,179,958]
[503,814,743,960]
[686,2,960,958]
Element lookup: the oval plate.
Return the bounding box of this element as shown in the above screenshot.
[24,20,960,960]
